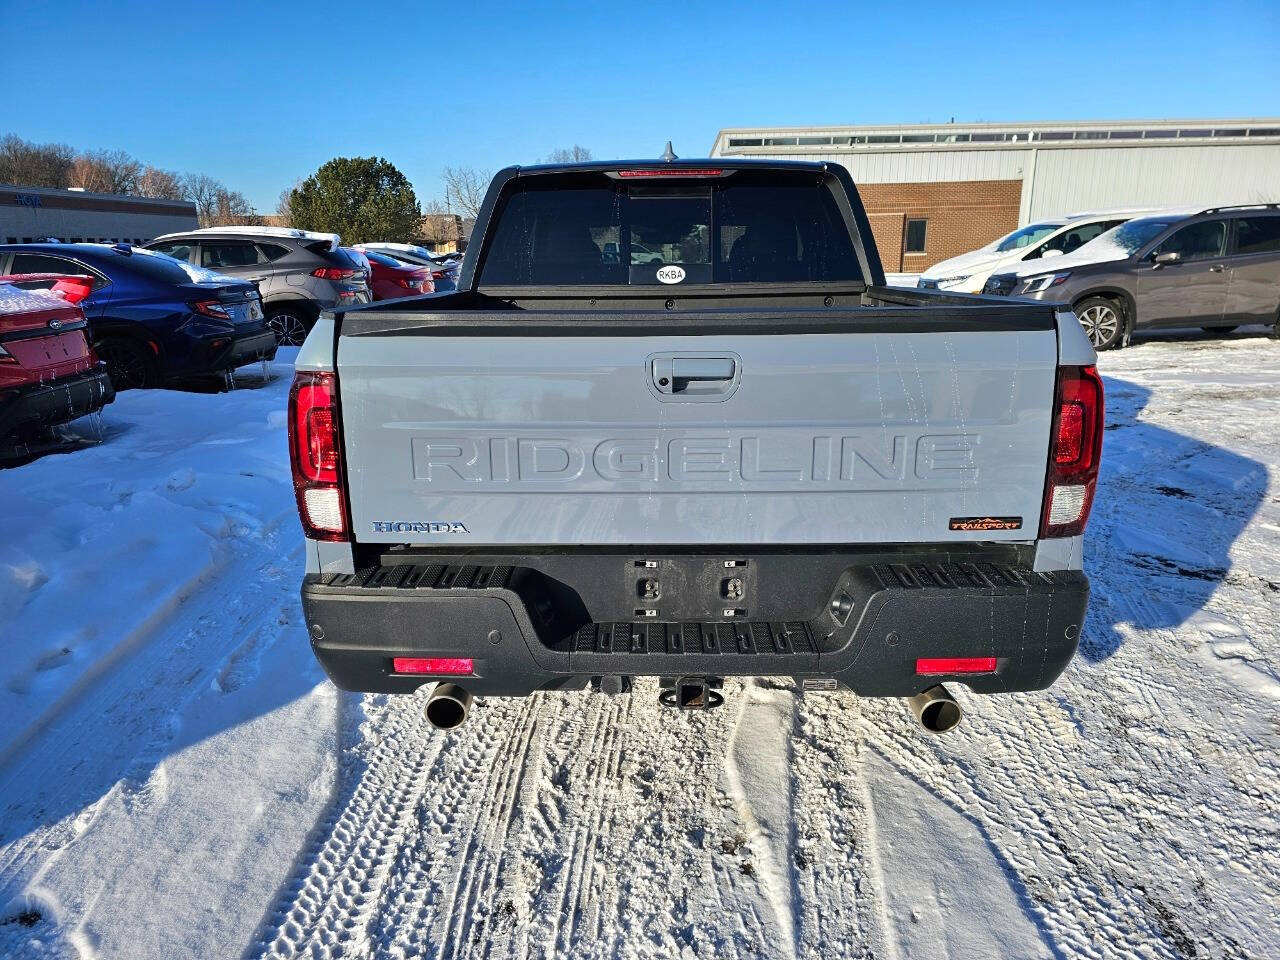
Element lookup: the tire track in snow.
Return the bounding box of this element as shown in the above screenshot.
[355,695,543,959]
[530,694,627,960]
[252,690,448,959]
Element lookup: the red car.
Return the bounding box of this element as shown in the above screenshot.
[360,249,435,301]
[0,275,114,459]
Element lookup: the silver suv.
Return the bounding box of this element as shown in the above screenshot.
[145,227,371,346]
[983,205,1280,349]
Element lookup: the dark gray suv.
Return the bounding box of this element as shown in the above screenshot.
[145,227,371,346]
[983,205,1280,349]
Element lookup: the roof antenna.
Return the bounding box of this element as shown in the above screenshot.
[661,140,678,162]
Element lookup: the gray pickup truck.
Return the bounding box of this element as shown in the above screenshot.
[289,157,1102,733]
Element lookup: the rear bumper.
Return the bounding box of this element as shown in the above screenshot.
[0,365,114,439]
[302,553,1088,698]
[194,329,278,374]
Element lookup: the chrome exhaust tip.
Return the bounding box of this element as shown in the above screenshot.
[424,682,473,730]
[907,684,963,734]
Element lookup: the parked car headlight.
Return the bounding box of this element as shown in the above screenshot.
[925,274,971,288]
[1021,272,1071,294]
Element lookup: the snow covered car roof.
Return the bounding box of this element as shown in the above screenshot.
[149,226,342,253]
[356,242,437,259]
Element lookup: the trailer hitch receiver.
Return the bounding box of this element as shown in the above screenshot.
[659,676,724,710]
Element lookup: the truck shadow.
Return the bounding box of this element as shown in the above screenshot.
[1078,375,1269,662]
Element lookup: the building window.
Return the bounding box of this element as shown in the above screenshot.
[905,219,927,254]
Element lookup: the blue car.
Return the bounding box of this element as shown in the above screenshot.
[0,243,277,390]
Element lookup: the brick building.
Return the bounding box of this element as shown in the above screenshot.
[419,213,473,254]
[710,119,1280,272]
[859,179,1021,273]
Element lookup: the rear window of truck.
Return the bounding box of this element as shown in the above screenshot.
[479,170,862,286]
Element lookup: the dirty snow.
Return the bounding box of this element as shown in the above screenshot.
[1,331,1279,959]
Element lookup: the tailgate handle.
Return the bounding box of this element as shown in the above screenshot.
[653,357,737,394]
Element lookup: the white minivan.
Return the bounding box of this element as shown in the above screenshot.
[917,211,1153,293]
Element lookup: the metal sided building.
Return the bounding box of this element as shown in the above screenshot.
[1,184,198,245]
[710,119,1280,272]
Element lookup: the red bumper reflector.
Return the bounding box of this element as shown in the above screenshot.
[392,657,474,676]
[916,657,998,675]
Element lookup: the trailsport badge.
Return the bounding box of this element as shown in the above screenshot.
[948,516,1023,531]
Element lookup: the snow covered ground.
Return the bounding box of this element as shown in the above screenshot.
[2,331,1278,959]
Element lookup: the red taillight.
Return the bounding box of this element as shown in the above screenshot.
[191,299,231,319]
[615,168,724,178]
[311,267,359,280]
[288,371,347,541]
[1040,364,1104,538]
[52,275,93,304]
[916,657,998,675]
[431,270,446,280]
[1055,403,1085,464]
[392,657,474,676]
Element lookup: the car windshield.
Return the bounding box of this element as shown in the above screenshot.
[364,250,406,268]
[994,222,1066,252]
[1096,218,1179,255]
[479,169,862,285]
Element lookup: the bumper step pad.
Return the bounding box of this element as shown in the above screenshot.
[572,620,819,672]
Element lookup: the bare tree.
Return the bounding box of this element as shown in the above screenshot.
[207,189,260,227]
[543,145,592,163]
[274,183,300,226]
[69,149,143,195]
[181,173,224,224]
[0,134,75,188]
[182,172,259,227]
[136,165,185,200]
[440,166,491,220]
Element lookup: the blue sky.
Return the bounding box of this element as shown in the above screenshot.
[3,0,1277,212]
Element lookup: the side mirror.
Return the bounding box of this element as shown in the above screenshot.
[1153,251,1181,266]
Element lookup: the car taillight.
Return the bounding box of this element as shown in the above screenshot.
[395,277,424,290]
[431,270,446,280]
[311,267,359,280]
[1040,364,1104,539]
[614,168,724,178]
[191,299,231,319]
[289,371,348,541]
[52,276,93,304]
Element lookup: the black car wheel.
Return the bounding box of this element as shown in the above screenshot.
[96,338,156,391]
[267,307,312,347]
[1076,297,1125,351]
